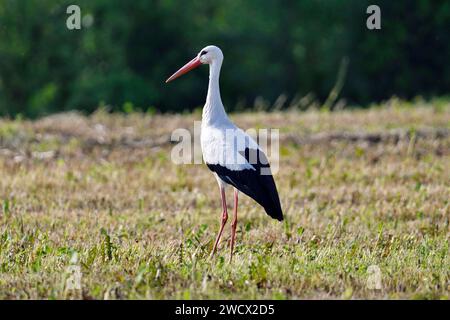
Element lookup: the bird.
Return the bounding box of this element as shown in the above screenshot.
[166,45,283,261]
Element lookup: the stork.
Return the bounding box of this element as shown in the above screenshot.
[166,45,283,261]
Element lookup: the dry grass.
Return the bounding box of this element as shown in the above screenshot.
[0,100,449,299]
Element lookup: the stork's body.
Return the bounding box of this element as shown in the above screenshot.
[166,45,283,261]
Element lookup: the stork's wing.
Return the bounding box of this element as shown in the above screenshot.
[207,147,283,221]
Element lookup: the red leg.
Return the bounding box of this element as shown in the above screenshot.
[230,189,238,262]
[211,187,228,257]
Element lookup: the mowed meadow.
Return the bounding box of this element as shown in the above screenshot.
[0,100,449,299]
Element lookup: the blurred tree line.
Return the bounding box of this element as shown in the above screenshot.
[0,0,449,117]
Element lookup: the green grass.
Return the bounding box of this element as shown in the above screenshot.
[0,101,449,299]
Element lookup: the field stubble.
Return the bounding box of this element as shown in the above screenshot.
[0,102,449,299]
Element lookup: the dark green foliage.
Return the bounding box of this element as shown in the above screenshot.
[0,0,449,117]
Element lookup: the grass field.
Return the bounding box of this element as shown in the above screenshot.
[0,100,449,299]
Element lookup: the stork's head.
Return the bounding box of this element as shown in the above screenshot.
[198,45,223,65]
[166,45,223,83]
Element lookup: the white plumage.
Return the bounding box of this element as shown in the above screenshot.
[199,46,258,171]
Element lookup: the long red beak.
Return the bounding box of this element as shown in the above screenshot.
[166,56,202,83]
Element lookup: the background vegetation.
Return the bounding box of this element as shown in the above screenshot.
[1,0,449,117]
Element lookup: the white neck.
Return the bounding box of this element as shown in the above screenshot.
[202,58,228,125]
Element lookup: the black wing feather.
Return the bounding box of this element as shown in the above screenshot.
[207,148,283,221]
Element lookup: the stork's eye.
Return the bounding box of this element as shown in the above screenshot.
[200,50,207,56]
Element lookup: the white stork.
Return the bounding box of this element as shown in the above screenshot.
[166,45,283,261]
